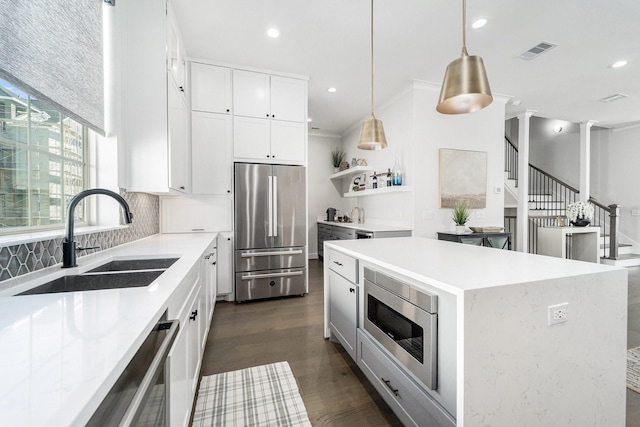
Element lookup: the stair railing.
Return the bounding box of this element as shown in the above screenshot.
[589,198,620,259]
[504,136,620,259]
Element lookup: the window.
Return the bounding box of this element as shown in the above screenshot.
[0,78,86,232]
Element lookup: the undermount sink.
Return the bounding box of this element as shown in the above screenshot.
[87,257,179,273]
[18,270,165,295]
[16,257,180,296]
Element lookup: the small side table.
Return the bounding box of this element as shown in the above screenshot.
[437,231,512,250]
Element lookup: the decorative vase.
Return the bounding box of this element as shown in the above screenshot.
[455,225,466,233]
[333,167,339,174]
[392,149,404,186]
[571,217,590,227]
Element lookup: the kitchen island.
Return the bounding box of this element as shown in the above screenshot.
[0,233,217,426]
[324,237,627,427]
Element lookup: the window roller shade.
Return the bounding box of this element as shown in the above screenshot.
[0,0,104,134]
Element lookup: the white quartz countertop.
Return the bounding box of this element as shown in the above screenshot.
[325,236,621,295]
[0,233,217,427]
[317,220,412,233]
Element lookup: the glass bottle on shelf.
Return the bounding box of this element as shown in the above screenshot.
[372,172,377,189]
[386,169,392,187]
[392,149,403,186]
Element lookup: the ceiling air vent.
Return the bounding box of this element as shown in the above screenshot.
[598,93,628,103]
[519,41,558,60]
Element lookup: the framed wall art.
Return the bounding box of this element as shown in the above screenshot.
[439,148,487,208]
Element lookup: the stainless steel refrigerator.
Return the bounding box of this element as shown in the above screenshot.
[234,163,307,302]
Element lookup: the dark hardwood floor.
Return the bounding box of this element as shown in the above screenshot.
[199,259,402,426]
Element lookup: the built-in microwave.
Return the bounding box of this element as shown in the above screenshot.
[363,267,438,390]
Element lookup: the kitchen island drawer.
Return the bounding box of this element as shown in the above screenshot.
[357,330,456,427]
[327,248,357,283]
[235,267,306,302]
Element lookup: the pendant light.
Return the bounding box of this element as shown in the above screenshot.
[358,0,388,150]
[436,0,493,114]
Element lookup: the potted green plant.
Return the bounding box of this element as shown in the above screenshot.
[451,199,470,232]
[331,147,345,173]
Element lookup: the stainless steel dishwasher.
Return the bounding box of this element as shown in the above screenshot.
[87,313,179,426]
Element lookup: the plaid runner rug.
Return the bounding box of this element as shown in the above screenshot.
[192,361,312,426]
[628,346,640,394]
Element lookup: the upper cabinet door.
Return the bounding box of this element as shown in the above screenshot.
[233,70,270,119]
[191,111,232,195]
[168,79,188,193]
[191,63,232,114]
[270,76,306,123]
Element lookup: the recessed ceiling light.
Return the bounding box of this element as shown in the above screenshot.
[307,118,312,122]
[472,18,487,29]
[267,28,280,38]
[327,87,337,93]
[610,60,628,69]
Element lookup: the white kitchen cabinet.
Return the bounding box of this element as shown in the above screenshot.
[270,75,307,123]
[167,6,186,96]
[191,111,232,195]
[168,77,189,193]
[201,242,218,325]
[190,62,231,114]
[232,70,307,164]
[160,196,232,233]
[327,250,358,361]
[233,117,305,163]
[168,274,202,427]
[189,285,204,398]
[118,0,189,193]
[271,120,306,162]
[217,232,234,296]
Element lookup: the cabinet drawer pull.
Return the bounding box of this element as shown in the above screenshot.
[333,261,343,267]
[349,287,355,293]
[190,310,198,321]
[381,377,399,397]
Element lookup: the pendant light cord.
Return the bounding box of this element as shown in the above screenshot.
[461,0,468,56]
[370,0,375,116]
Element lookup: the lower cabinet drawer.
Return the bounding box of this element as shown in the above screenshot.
[357,330,456,427]
[235,247,306,272]
[235,267,306,302]
[327,249,357,283]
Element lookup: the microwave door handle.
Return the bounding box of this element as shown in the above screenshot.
[267,175,273,237]
[273,175,278,237]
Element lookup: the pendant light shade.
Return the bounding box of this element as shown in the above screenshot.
[358,0,388,150]
[358,114,388,150]
[436,0,493,114]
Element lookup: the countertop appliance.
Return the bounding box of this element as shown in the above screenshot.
[234,163,307,302]
[363,267,438,390]
[326,207,337,222]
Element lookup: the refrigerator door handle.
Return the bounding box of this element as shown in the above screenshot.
[241,250,303,258]
[267,175,273,237]
[273,175,278,237]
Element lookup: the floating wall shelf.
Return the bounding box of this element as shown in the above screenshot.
[343,186,413,198]
[329,166,373,181]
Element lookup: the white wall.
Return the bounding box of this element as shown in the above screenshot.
[592,125,640,243]
[339,80,507,238]
[308,133,344,258]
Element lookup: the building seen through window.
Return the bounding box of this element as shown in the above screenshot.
[0,78,86,231]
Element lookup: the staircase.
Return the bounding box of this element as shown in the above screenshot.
[503,136,640,267]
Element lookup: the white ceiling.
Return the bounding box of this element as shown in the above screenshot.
[172,0,640,135]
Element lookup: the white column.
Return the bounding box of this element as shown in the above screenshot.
[579,121,596,203]
[516,110,535,252]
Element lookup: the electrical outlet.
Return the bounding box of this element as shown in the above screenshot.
[422,211,434,220]
[632,209,640,216]
[494,186,503,194]
[548,303,569,326]
[476,210,486,219]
